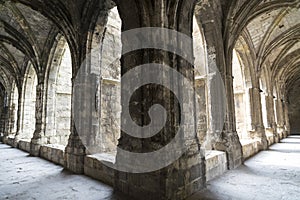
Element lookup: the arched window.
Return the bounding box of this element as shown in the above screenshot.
[45,36,72,146]
[193,15,209,149]
[233,49,248,139]
[97,7,122,153]
[20,64,37,140]
[9,82,18,136]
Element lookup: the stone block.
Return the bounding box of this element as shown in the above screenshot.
[240,139,260,160]
[84,154,115,186]
[18,140,31,153]
[205,150,227,181]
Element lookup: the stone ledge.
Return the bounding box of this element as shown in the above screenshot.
[18,140,31,153]
[205,150,227,181]
[40,144,65,166]
[240,139,260,160]
[5,137,15,146]
[84,153,116,186]
[102,78,120,85]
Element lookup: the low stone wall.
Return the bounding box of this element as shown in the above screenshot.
[240,139,260,160]
[205,150,227,181]
[40,144,65,166]
[84,153,116,186]
[4,137,14,146]
[18,140,31,153]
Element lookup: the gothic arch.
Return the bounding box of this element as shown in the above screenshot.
[19,63,37,140]
[44,35,72,146]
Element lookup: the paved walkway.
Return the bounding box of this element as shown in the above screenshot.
[0,144,122,200]
[188,135,300,200]
[1,135,299,200]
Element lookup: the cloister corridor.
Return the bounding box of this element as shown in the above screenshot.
[1,135,299,200]
[1,1,300,199]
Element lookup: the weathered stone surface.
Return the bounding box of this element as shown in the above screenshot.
[205,150,227,181]
[0,0,299,199]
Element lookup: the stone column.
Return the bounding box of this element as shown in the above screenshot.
[30,82,47,156]
[113,1,205,199]
[195,77,208,149]
[13,86,24,147]
[248,88,268,149]
[283,99,290,136]
[3,104,16,144]
[2,90,12,143]
[196,1,242,169]
[64,74,92,174]
[264,95,278,143]
[1,104,9,143]
[275,99,285,139]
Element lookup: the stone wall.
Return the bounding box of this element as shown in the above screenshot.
[40,144,65,166]
[84,154,115,186]
[205,150,227,181]
[18,140,31,152]
[288,83,300,134]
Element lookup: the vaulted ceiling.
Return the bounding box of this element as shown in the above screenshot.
[0,0,299,96]
[224,0,300,96]
[0,0,114,90]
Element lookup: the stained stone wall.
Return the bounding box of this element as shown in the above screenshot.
[0,1,297,199]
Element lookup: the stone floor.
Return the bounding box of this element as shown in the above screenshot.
[188,135,300,200]
[0,135,299,200]
[0,144,125,200]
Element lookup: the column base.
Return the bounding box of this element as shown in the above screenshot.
[213,132,242,170]
[30,142,41,156]
[114,148,206,200]
[249,127,268,150]
[64,151,85,174]
[13,135,20,148]
[30,135,48,156]
[64,135,86,174]
[277,127,284,140]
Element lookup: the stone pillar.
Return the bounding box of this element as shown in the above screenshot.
[264,95,278,143]
[275,99,284,139]
[30,82,47,156]
[3,105,15,143]
[64,74,92,174]
[64,130,86,174]
[248,88,268,149]
[196,0,242,169]
[1,105,9,143]
[205,70,224,149]
[283,99,290,136]
[113,1,205,199]
[195,77,208,149]
[13,87,23,147]
[223,74,243,169]
[2,91,12,143]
